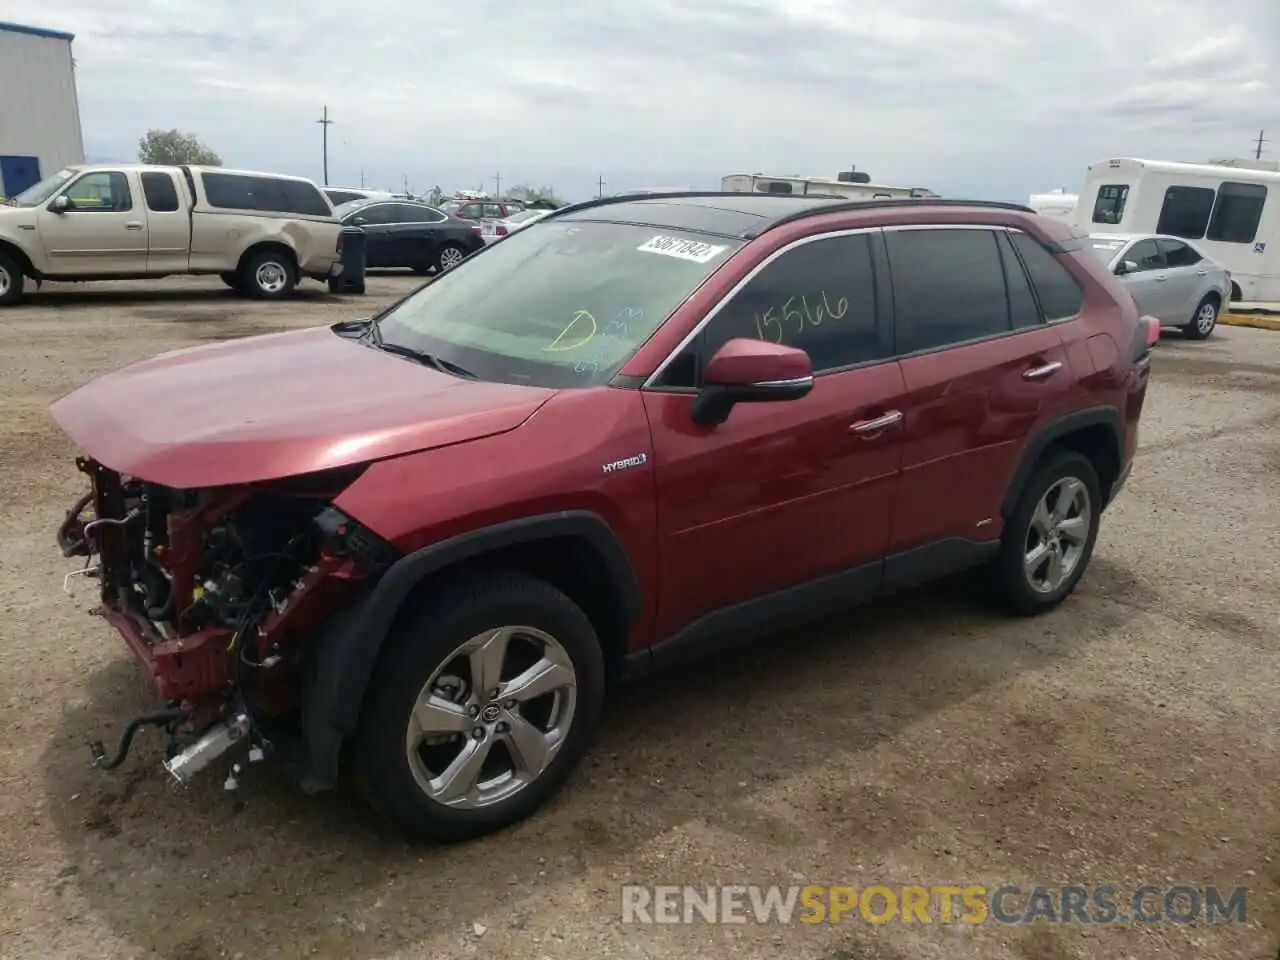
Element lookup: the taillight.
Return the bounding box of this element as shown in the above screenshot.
[1142,315,1160,346]
[496,225,508,237]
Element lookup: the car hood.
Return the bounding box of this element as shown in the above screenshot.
[49,325,557,488]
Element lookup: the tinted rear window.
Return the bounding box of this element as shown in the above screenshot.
[202,172,331,217]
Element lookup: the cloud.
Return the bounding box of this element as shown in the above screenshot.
[4,0,1277,201]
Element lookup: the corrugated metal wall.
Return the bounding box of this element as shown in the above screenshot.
[0,27,85,195]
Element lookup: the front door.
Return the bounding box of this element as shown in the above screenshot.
[643,230,905,636]
[1118,238,1178,321]
[885,226,1076,567]
[35,170,147,275]
[347,203,398,267]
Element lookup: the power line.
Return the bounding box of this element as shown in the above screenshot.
[316,106,335,185]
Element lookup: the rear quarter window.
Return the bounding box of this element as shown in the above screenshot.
[1009,231,1084,321]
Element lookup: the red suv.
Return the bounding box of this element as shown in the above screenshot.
[51,193,1155,841]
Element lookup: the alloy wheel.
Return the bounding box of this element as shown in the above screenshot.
[405,625,577,810]
[1023,476,1092,594]
[1196,302,1217,336]
[439,246,464,270]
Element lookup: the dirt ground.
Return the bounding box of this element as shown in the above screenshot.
[0,274,1276,960]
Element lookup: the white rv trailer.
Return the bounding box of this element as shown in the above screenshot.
[1028,189,1078,222]
[1074,158,1280,302]
[721,172,939,201]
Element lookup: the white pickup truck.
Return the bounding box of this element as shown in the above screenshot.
[0,163,344,305]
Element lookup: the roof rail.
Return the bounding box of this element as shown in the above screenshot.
[756,197,1038,235]
[534,191,1039,236]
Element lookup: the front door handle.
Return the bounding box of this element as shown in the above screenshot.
[1154,274,1167,282]
[1196,269,1208,276]
[124,221,144,230]
[848,410,902,434]
[1023,361,1063,381]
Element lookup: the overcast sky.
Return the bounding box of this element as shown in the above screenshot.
[7,0,1277,201]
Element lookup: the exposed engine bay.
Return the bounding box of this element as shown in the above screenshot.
[57,457,392,786]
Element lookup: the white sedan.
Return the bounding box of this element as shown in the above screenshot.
[479,208,554,244]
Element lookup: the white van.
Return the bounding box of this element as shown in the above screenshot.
[721,172,939,201]
[1028,189,1078,222]
[1074,158,1279,302]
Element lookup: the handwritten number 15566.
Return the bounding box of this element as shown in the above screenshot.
[754,291,848,343]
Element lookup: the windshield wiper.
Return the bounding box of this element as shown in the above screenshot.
[372,339,477,380]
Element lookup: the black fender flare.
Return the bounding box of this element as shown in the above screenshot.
[294,509,643,792]
[999,406,1124,519]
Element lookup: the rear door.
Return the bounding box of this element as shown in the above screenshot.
[390,203,446,267]
[141,170,190,273]
[1155,238,1208,322]
[643,230,906,634]
[885,225,1075,576]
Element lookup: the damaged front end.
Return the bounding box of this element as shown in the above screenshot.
[57,457,398,787]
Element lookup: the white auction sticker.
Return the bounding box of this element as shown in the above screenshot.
[636,235,728,263]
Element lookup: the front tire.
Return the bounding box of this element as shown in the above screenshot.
[354,573,605,843]
[239,248,296,300]
[0,252,25,306]
[1184,295,1218,340]
[436,243,466,273]
[990,449,1101,617]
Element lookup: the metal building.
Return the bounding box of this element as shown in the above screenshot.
[0,21,85,198]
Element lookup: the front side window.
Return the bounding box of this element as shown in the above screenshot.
[1125,239,1165,271]
[63,172,132,212]
[1091,184,1129,224]
[345,203,395,225]
[692,233,884,378]
[1157,238,1202,268]
[373,221,742,388]
[885,228,1011,352]
[1206,182,1267,244]
[1156,186,1215,239]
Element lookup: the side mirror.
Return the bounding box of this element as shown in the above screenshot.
[690,338,814,426]
[50,195,70,213]
[353,216,367,225]
[1116,259,1138,276]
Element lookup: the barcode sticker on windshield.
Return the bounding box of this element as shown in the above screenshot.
[636,235,728,263]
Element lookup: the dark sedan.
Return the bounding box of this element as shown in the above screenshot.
[335,199,484,274]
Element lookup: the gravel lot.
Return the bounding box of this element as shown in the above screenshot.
[0,276,1276,960]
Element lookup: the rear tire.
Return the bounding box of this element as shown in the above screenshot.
[354,572,605,843]
[990,449,1101,617]
[239,248,296,300]
[1184,295,1218,340]
[0,252,25,306]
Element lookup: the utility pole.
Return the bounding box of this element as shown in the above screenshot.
[493,172,502,198]
[597,174,606,198]
[1254,129,1268,161]
[316,106,334,185]
[359,167,365,188]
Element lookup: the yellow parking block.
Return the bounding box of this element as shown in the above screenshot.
[1220,312,1280,331]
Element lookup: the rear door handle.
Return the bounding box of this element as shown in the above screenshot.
[1023,361,1063,381]
[1196,269,1208,276]
[124,221,144,230]
[1154,275,1167,282]
[848,410,902,434]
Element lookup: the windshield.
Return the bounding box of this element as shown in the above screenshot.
[11,168,76,207]
[374,220,742,388]
[1086,237,1128,261]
